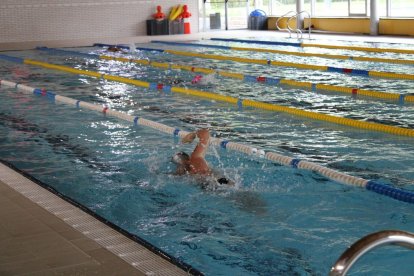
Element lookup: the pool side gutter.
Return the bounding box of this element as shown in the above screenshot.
[0,159,202,275]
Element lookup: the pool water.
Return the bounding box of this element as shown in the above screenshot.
[1,38,414,275]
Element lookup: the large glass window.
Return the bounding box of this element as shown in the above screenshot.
[314,0,348,16]
[390,0,414,17]
[199,0,413,32]
[227,0,249,29]
[378,0,387,16]
[274,0,297,15]
[349,0,368,15]
[253,0,310,16]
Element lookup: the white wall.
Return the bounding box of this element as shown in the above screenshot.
[0,0,198,44]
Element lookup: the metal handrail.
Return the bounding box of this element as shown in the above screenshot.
[275,11,296,38]
[330,230,414,276]
[286,10,311,39]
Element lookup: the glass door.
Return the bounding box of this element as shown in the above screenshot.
[200,0,226,31]
[199,0,248,31]
[227,0,249,29]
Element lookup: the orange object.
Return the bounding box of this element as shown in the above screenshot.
[181,5,191,34]
[153,5,165,21]
[180,5,191,19]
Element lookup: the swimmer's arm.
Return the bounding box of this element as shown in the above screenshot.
[182,129,210,158]
[181,132,197,144]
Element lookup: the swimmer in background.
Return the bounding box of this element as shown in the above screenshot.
[106,46,126,53]
[172,128,234,188]
[191,73,217,86]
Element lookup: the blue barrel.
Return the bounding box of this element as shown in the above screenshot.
[250,9,266,17]
[248,9,267,30]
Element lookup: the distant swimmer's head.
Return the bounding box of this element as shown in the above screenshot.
[172,151,190,175]
[107,46,122,52]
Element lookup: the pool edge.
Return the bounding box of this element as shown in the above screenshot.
[0,159,202,275]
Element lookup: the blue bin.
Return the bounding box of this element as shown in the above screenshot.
[248,9,267,30]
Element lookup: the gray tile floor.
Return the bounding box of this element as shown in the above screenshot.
[0,178,144,275]
[0,162,188,275]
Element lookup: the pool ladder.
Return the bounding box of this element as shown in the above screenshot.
[330,230,414,275]
[276,10,311,39]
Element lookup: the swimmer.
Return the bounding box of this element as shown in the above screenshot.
[106,46,125,53]
[169,78,185,85]
[172,129,234,187]
[191,74,217,86]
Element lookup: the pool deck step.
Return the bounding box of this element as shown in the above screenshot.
[0,162,189,276]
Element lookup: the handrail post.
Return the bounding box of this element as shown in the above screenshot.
[282,10,311,40]
[330,230,414,276]
[276,11,296,38]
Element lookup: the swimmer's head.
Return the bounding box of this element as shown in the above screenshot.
[172,151,190,175]
[172,151,190,165]
[107,46,121,52]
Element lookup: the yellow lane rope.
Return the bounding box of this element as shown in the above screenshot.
[22,58,414,137]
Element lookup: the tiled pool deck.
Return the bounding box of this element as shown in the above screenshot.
[0,162,189,275]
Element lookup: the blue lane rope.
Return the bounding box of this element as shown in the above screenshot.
[366,181,414,204]
[162,85,172,93]
[149,83,158,90]
[244,75,257,82]
[399,94,406,105]
[220,140,229,149]
[47,91,56,102]
[135,47,165,53]
[152,40,231,50]
[173,128,180,136]
[0,54,24,64]
[237,99,243,110]
[210,38,302,47]
[351,69,370,76]
[327,67,344,73]
[33,88,42,95]
[290,159,301,168]
[134,116,139,125]
[93,43,166,53]
[266,77,280,85]
[93,43,130,50]
[37,47,100,59]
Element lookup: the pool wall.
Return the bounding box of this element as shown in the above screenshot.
[0,0,199,50]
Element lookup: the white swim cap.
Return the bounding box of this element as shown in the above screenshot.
[172,151,189,165]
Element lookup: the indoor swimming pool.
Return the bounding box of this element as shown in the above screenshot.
[0,37,414,275]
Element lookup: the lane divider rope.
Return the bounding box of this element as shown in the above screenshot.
[1,79,413,204]
[93,43,414,81]
[1,54,413,137]
[151,40,414,65]
[210,38,414,55]
[37,47,413,104]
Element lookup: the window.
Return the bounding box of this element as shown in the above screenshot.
[390,0,414,17]
[314,0,349,16]
[349,0,368,15]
